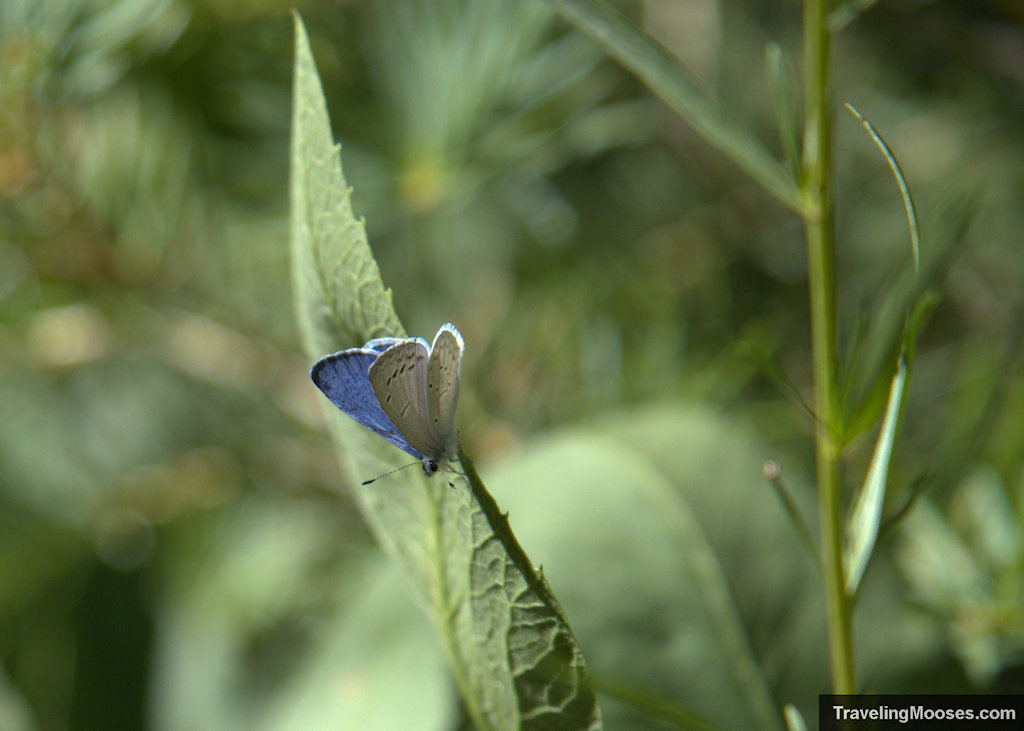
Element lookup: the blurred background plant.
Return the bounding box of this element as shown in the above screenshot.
[2,0,1024,728]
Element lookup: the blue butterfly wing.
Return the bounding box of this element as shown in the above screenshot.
[311,348,425,460]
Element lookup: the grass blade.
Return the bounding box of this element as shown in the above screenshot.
[766,43,803,185]
[591,677,715,730]
[845,103,920,272]
[545,0,803,213]
[763,460,820,574]
[830,0,883,31]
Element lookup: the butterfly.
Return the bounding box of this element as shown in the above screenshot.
[311,323,464,481]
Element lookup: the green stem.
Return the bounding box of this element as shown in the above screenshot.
[803,0,856,694]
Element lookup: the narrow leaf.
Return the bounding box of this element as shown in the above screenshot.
[845,103,920,272]
[545,0,803,213]
[744,343,817,427]
[784,704,810,731]
[879,472,932,539]
[763,460,820,574]
[290,14,601,730]
[766,43,802,185]
[591,678,715,730]
[841,289,939,447]
[844,348,908,595]
[903,288,940,368]
[830,0,883,31]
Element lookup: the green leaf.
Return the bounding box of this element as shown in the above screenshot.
[151,497,452,731]
[0,663,34,731]
[544,0,803,213]
[878,472,931,539]
[290,14,601,730]
[843,347,908,595]
[830,0,883,31]
[765,43,802,186]
[903,288,940,368]
[841,280,941,445]
[845,103,920,272]
[783,704,809,731]
[262,554,455,730]
[488,426,783,731]
[842,288,939,445]
[589,679,715,730]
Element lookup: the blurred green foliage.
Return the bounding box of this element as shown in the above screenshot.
[2,0,1024,728]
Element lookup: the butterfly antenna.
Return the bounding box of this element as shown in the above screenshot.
[361,462,420,485]
[362,463,460,489]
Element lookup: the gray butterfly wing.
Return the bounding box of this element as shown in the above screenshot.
[368,340,441,459]
[426,323,463,461]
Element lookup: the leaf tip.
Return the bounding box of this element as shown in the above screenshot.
[291,8,307,39]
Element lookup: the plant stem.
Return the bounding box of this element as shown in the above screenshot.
[803,0,856,694]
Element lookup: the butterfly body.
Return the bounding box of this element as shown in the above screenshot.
[311,324,464,477]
